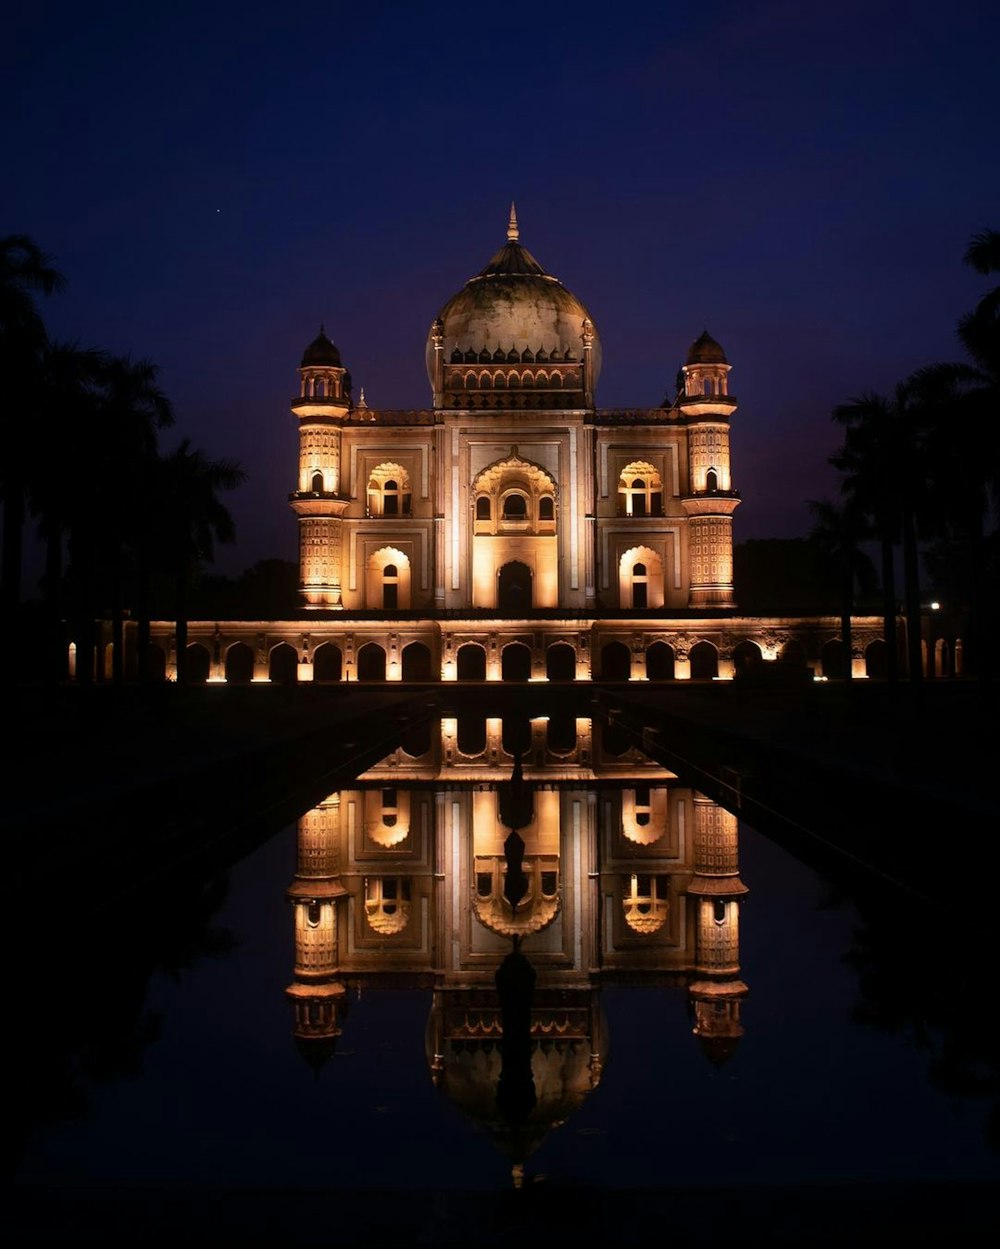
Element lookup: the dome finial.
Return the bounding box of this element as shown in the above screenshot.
[507,201,519,243]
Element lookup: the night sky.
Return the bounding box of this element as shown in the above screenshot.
[6,1,999,578]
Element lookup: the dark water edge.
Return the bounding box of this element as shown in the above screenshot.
[10,805,999,1247]
[8,1178,1000,1247]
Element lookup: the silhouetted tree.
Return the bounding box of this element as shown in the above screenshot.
[808,499,877,681]
[65,354,174,684]
[30,342,109,681]
[0,235,65,676]
[831,384,933,688]
[145,441,246,684]
[910,227,999,687]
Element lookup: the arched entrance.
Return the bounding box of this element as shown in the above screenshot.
[689,641,718,679]
[457,643,486,680]
[186,644,210,684]
[546,642,576,682]
[457,716,487,755]
[357,642,387,682]
[600,640,631,681]
[225,642,254,684]
[269,643,298,684]
[498,561,532,611]
[501,641,532,682]
[821,639,846,679]
[646,641,675,680]
[547,714,577,753]
[313,642,343,682]
[401,641,433,681]
[866,639,886,679]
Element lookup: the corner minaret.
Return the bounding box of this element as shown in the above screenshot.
[290,327,352,608]
[678,330,741,609]
[687,791,749,1066]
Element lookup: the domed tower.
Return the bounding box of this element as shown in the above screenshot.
[686,792,748,1066]
[289,327,353,608]
[427,205,601,410]
[678,330,741,609]
[285,793,349,1072]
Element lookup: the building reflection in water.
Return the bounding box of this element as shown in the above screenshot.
[285,714,748,1180]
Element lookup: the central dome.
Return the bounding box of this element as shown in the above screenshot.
[426,207,602,410]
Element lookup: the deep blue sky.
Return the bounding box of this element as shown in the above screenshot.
[5,0,998,576]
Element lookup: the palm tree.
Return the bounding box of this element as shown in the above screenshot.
[830,391,904,685]
[0,236,66,674]
[910,227,999,685]
[831,378,940,690]
[30,342,109,682]
[141,441,246,684]
[959,227,1000,376]
[808,498,877,681]
[63,354,174,684]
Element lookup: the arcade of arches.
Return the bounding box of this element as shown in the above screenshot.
[132,211,958,685]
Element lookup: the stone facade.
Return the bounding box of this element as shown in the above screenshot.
[148,208,890,683]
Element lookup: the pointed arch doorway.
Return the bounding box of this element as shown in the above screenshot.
[498,561,532,612]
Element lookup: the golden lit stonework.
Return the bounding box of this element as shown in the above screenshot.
[283,716,750,1165]
[148,208,887,682]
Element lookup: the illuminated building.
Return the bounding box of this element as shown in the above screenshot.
[148,206,886,682]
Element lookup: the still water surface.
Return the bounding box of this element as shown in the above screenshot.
[12,718,998,1220]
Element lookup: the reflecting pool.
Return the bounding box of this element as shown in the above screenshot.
[10,712,999,1241]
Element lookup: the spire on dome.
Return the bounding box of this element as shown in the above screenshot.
[507,202,519,242]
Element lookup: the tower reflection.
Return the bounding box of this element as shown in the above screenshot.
[285,715,748,1175]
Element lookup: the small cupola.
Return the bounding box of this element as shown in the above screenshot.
[297,325,351,404]
[681,329,731,399]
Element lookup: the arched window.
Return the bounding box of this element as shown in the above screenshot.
[620,548,663,610]
[383,564,398,609]
[311,471,324,493]
[367,464,411,517]
[364,877,411,934]
[502,493,528,521]
[705,467,718,493]
[623,873,669,934]
[631,480,647,517]
[538,496,554,521]
[476,496,491,520]
[381,788,397,828]
[618,463,663,516]
[632,562,648,610]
